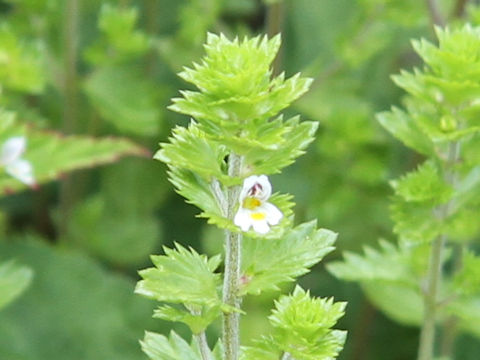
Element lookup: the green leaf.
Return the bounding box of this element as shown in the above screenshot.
[141,331,203,360]
[362,282,423,326]
[453,252,480,296]
[0,238,158,360]
[0,260,33,310]
[377,107,434,156]
[136,243,222,308]
[155,122,230,184]
[83,66,161,136]
[390,160,452,204]
[141,331,223,360]
[0,114,147,194]
[153,304,221,334]
[327,240,421,286]
[0,24,45,94]
[241,221,336,295]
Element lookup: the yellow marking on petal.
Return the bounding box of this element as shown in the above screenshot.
[250,212,266,220]
[243,197,261,210]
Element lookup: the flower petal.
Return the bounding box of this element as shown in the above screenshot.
[263,202,283,226]
[251,219,270,234]
[6,159,36,186]
[1,137,26,166]
[234,208,252,231]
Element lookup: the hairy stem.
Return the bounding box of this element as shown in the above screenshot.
[196,332,213,360]
[59,0,80,239]
[440,244,464,357]
[417,141,459,360]
[222,153,243,360]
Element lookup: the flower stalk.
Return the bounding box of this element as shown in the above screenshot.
[417,141,459,360]
[222,152,244,360]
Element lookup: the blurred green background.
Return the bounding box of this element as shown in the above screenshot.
[1,0,479,359]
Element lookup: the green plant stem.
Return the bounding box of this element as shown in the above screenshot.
[196,332,213,360]
[222,153,243,360]
[440,244,465,357]
[59,0,80,239]
[417,141,459,360]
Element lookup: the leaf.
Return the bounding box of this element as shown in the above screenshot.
[153,304,221,334]
[136,243,222,308]
[0,260,33,310]
[390,160,452,204]
[452,252,480,296]
[0,114,147,194]
[327,240,419,286]
[362,282,423,326]
[0,24,45,93]
[245,286,347,360]
[84,66,161,136]
[0,238,159,360]
[377,107,434,156]
[141,331,203,360]
[240,221,336,295]
[155,122,230,184]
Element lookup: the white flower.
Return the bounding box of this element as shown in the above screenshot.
[234,175,283,234]
[0,136,36,186]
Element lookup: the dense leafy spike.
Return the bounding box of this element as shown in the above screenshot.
[0,260,33,310]
[136,243,222,307]
[0,115,147,194]
[245,286,346,360]
[390,160,452,204]
[83,66,161,136]
[169,33,312,138]
[155,122,230,183]
[240,221,336,295]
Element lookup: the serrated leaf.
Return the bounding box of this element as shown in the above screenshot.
[363,282,423,326]
[377,107,434,156]
[0,115,147,194]
[452,252,480,296]
[141,331,202,360]
[153,304,221,334]
[0,260,33,310]
[155,122,229,183]
[136,243,222,308]
[390,160,452,203]
[84,66,161,136]
[241,221,336,295]
[390,195,441,244]
[328,240,418,285]
[141,331,223,360]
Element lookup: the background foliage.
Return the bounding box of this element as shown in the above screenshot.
[1,0,480,359]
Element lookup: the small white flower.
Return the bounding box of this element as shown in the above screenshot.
[0,136,36,186]
[234,175,282,234]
